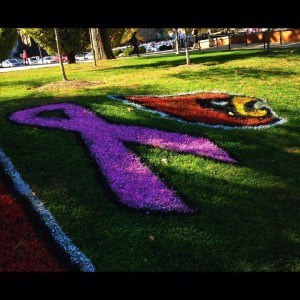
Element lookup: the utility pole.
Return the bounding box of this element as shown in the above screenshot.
[89,28,97,66]
[54,28,67,81]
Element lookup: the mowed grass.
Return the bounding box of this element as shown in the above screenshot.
[0,48,299,271]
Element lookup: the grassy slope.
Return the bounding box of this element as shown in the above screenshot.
[0,48,299,271]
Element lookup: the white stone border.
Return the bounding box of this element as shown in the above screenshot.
[108,90,287,129]
[0,149,95,272]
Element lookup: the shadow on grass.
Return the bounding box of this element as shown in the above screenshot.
[130,151,300,270]
[83,50,266,74]
[0,77,59,88]
[0,93,299,271]
[170,66,298,80]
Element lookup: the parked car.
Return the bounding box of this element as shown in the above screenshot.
[1,59,22,67]
[84,52,93,60]
[53,55,68,63]
[28,57,39,65]
[75,54,86,61]
[38,56,56,64]
[199,33,209,40]
[15,59,23,65]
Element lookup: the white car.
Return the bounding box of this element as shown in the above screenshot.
[28,57,39,65]
[2,59,22,67]
[75,54,86,61]
[38,56,56,64]
[84,52,93,60]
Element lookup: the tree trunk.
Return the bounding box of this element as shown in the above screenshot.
[89,28,97,66]
[175,28,179,54]
[228,28,231,51]
[184,28,190,65]
[54,28,67,81]
[266,28,271,53]
[67,51,76,64]
[91,28,115,60]
[228,33,231,51]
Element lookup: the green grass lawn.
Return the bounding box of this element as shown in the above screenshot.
[0,48,299,271]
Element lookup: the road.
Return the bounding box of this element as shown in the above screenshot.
[0,59,91,73]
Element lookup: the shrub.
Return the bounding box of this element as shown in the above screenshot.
[122,46,146,56]
[123,47,134,56]
[113,49,122,56]
[138,46,146,54]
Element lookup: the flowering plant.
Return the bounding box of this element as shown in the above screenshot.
[9,103,236,214]
[108,91,285,129]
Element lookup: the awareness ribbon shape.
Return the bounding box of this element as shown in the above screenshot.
[9,103,237,213]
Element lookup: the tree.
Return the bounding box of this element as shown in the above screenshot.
[184,28,190,65]
[0,28,18,61]
[21,28,90,63]
[90,28,115,60]
[227,28,231,51]
[266,28,271,53]
[108,28,126,48]
[54,28,67,81]
[175,28,180,54]
[89,28,97,66]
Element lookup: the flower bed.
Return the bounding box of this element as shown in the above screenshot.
[0,149,95,272]
[9,103,236,214]
[0,181,65,272]
[109,92,285,128]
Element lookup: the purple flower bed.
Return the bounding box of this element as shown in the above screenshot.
[10,103,236,213]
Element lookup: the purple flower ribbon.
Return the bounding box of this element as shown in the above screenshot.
[9,103,236,213]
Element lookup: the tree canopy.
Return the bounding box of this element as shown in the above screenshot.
[21,28,90,63]
[0,28,18,61]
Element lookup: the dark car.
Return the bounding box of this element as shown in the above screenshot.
[199,33,209,40]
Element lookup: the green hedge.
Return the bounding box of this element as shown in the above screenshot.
[113,49,123,56]
[138,46,146,54]
[122,47,133,56]
[122,46,146,56]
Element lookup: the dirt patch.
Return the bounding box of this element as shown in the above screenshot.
[36,80,105,91]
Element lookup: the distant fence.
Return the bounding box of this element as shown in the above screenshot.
[199,29,300,49]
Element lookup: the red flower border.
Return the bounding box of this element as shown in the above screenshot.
[0,181,66,272]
